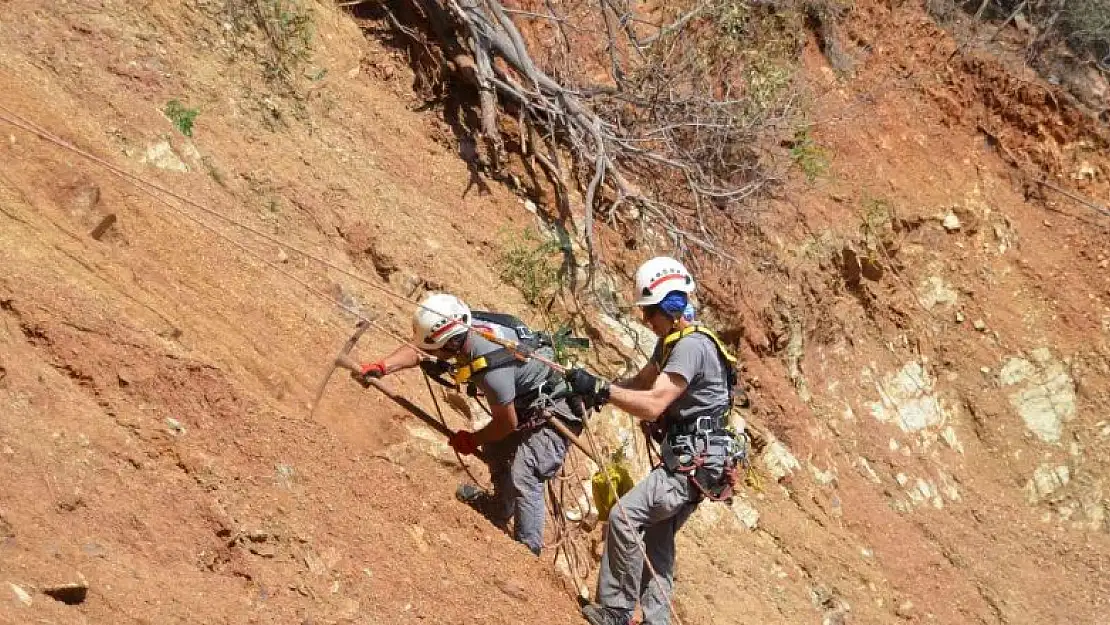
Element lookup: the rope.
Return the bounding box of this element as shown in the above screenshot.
[0,105,565,374]
[423,372,486,489]
[0,105,456,366]
[583,423,683,625]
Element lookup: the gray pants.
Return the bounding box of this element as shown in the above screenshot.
[597,466,698,625]
[484,424,571,554]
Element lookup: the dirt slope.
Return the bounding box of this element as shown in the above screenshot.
[2,1,1110,625]
[1,2,578,624]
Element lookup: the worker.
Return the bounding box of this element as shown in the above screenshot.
[566,257,746,625]
[357,292,583,555]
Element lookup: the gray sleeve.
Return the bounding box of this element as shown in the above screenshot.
[477,367,517,406]
[661,336,705,384]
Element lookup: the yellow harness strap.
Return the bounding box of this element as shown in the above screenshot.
[452,356,486,386]
[658,325,738,368]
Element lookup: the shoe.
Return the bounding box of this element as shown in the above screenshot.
[455,483,489,504]
[581,604,631,625]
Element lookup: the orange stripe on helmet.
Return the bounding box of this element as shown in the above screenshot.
[647,273,686,290]
[429,319,461,339]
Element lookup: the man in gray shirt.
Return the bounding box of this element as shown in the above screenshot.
[566,257,742,625]
[357,293,580,555]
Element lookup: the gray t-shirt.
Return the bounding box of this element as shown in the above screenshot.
[461,326,575,420]
[651,330,731,424]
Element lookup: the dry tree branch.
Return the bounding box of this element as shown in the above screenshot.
[356,0,798,279]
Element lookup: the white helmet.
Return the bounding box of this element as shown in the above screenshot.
[633,256,695,306]
[412,293,471,349]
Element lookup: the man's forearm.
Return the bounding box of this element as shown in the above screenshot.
[608,386,665,422]
[474,405,518,444]
[381,345,422,373]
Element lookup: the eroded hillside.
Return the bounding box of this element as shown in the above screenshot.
[1,1,1108,625]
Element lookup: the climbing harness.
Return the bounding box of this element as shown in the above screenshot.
[656,324,753,502]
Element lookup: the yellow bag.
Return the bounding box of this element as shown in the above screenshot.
[591,458,635,522]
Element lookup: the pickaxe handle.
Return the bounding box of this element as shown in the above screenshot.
[548,416,601,467]
[335,355,458,442]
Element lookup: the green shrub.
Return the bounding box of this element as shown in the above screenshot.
[164,100,199,137]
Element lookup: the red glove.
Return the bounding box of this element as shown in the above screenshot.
[357,361,387,383]
[448,430,480,456]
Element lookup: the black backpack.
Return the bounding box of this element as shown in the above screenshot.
[470,310,551,349]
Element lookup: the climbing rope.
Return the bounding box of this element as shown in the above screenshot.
[422,372,487,489]
[0,105,565,375]
[583,423,684,625]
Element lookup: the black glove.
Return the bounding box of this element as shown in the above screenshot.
[419,358,457,389]
[565,367,610,408]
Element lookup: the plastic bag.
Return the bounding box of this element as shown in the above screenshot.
[591,459,635,522]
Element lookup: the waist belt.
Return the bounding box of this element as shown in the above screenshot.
[667,414,727,437]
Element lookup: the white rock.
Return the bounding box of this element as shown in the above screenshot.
[810,464,837,486]
[942,212,961,232]
[999,351,1076,444]
[917,276,958,310]
[597,314,656,359]
[895,472,909,487]
[1026,464,1070,503]
[141,140,189,172]
[866,362,949,432]
[8,583,31,606]
[1082,499,1105,531]
[762,441,801,480]
[941,426,964,454]
[856,457,881,483]
[729,498,760,530]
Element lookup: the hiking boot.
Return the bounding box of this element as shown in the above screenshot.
[581,604,631,625]
[455,483,489,504]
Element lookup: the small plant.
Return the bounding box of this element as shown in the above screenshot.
[790,128,830,182]
[496,227,562,306]
[255,0,315,86]
[164,100,199,137]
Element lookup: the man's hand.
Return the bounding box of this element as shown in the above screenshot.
[448,430,480,456]
[353,361,387,387]
[566,368,611,408]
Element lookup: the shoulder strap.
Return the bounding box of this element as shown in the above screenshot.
[452,348,522,386]
[659,325,739,406]
[659,325,737,367]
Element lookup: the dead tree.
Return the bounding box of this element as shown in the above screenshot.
[352,0,804,276]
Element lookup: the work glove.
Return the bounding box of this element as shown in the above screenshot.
[419,358,457,389]
[354,361,387,387]
[448,430,480,456]
[565,367,610,409]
